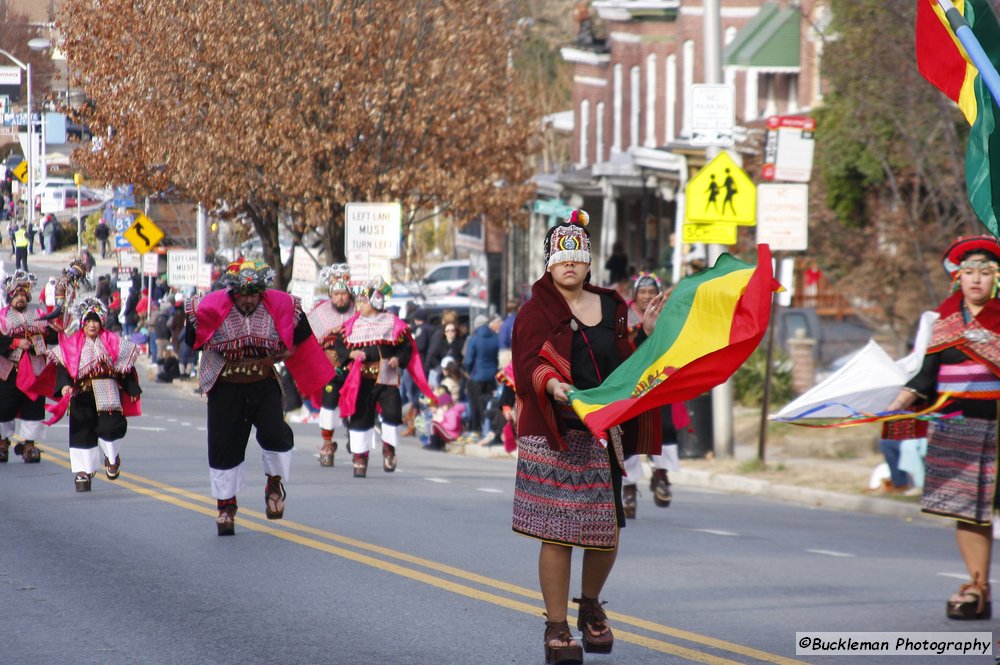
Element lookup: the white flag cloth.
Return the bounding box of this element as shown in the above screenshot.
[774,311,940,420]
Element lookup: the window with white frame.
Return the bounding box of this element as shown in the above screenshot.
[579,99,590,167]
[645,54,656,147]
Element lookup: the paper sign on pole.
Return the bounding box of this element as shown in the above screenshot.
[167,249,199,288]
[756,184,809,251]
[196,263,214,292]
[761,116,816,183]
[347,250,370,285]
[142,252,159,277]
[291,247,318,283]
[288,280,316,312]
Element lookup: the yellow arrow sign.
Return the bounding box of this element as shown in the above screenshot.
[682,222,738,245]
[11,160,27,184]
[685,151,757,225]
[123,213,164,254]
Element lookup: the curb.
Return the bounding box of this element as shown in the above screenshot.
[672,468,926,520]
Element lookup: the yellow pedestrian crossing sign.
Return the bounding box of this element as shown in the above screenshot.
[685,152,756,225]
[11,160,27,184]
[123,213,164,254]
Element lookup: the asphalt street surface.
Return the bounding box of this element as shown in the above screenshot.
[0,255,992,664]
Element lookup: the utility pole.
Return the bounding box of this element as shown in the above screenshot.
[703,0,735,458]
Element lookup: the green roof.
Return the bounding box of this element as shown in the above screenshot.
[723,3,800,68]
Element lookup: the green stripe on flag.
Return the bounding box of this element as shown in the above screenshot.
[965,0,1000,236]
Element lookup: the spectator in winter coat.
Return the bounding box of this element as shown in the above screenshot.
[464,314,501,435]
[425,313,465,385]
[427,392,465,451]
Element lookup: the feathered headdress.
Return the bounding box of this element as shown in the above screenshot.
[318,263,351,294]
[219,260,275,294]
[353,275,393,311]
[544,208,592,268]
[73,297,108,325]
[2,270,37,302]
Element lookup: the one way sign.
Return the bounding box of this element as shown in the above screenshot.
[123,213,164,254]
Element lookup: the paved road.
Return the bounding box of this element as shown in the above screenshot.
[0,362,991,664]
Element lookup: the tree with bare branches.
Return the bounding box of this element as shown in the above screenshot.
[57,0,538,287]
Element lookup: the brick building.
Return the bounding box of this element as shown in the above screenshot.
[528,0,829,291]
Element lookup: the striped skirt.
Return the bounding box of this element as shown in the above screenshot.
[922,417,998,525]
[512,428,624,550]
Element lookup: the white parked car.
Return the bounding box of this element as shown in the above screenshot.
[420,259,470,297]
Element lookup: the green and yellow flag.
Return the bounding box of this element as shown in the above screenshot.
[568,244,778,441]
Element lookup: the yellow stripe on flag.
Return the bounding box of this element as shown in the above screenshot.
[932,0,980,124]
[569,267,754,421]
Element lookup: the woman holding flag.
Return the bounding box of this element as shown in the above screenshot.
[886,236,1000,620]
[511,210,663,664]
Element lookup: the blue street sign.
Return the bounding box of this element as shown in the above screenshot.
[113,184,134,208]
[532,199,576,219]
[114,234,131,248]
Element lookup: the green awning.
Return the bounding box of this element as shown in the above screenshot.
[723,3,800,69]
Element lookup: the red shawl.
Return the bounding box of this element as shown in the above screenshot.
[927,291,1000,375]
[512,272,660,454]
[44,329,141,424]
[194,289,334,399]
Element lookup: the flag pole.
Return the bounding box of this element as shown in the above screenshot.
[936,0,1000,104]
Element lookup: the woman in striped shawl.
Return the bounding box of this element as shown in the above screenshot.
[888,235,1000,621]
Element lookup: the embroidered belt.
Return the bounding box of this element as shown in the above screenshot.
[77,375,114,392]
[361,361,381,379]
[218,358,276,384]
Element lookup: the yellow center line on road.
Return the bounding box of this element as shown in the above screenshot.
[39,445,806,665]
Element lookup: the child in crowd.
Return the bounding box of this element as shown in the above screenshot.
[428,392,465,451]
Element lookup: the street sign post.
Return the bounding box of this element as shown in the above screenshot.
[123,213,164,254]
[761,115,816,182]
[345,202,401,258]
[685,151,757,225]
[167,249,199,288]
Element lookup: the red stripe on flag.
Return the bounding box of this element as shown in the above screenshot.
[916,0,968,103]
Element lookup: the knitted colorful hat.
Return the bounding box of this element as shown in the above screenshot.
[219,260,275,294]
[544,209,592,268]
[74,297,108,325]
[2,270,36,302]
[942,235,1000,276]
[318,263,351,294]
[354,275,393,311]
[632,271,662,298]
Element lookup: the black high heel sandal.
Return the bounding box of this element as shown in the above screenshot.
[947,577,992,620]
[574,596,614,654]
[544,620,583,665]
[265,475,285,520]
[217,498,238,536]
[75,472,94,492]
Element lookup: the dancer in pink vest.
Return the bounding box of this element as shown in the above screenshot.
[0,270,58,464]
[47,298,142,492]
[185,260,333,535]
[307,263,355,467]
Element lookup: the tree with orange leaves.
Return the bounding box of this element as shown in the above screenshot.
[57,0,538,287]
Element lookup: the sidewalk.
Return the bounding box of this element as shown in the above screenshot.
[449,418,928,522]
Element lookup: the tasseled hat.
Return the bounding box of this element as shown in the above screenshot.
[942,235,1000,276]
[74,297,108,325]
[544,209,592,269]
[219,260,275,294]
[63,259,89,285]
[354,275,393,311]
[318,263,351,294]
[2,270,36,302]
[632,271,662,299]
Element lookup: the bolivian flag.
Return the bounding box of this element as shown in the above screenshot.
[568,244,778,441]
[916,0,1000,235]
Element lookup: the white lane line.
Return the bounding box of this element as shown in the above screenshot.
[806,549,855,558]
[939,572,999,585]
[197,427,207,431]
[476,488,503,494]
[425,478,450,484]
[692,529,739,537]
[166,418,178,423]
[181,422,192,426]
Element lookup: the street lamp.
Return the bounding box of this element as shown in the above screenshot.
[0,38,50,230]
[0,48,33,228]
